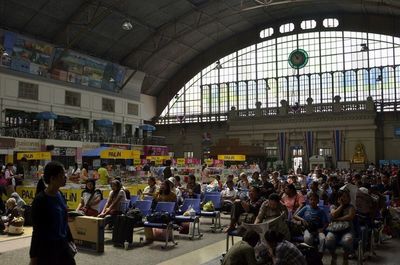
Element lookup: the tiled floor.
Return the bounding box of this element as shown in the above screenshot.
[1,222,400,265]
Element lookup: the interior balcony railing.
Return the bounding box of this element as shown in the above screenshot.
[0,127,164,145]
[157,96,376,124]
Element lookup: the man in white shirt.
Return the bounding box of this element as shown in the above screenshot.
[221,181,237,201]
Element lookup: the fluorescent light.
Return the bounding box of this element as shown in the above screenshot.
[122,21,133,31]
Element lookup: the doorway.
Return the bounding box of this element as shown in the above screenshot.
[291,146,304,170]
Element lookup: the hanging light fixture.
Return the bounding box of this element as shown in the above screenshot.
[214,60,222,70]
[360,43,369,52]
[122,20,133,31]
[376,75,382,82]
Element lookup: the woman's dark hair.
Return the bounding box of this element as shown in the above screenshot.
[250,185,260,194]
[226,180,234,186]
[189,174,196,182]
[82,162,88,171]
[268,193,281,202]
[174,175,181,182]
[265,230,284,244]
[85,179,96,190]
[111,179,122,190]
[109,180,122,201]
[308,191,319,200]
[160,180,172,195]
[242,230,260,247]
[286,183,296,193]
[149,176,156,183]
[335,188,350,206]
[36,161,65,194]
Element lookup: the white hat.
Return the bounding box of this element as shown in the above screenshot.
[168,177,176,186]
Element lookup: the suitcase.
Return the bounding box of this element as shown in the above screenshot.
[112,215,135,247]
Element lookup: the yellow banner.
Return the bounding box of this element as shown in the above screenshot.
[146,155,170,165]
[177,158,185,166]
[205,158,213,166]
[16,183,148,210]
[17,152,51,160]
[100,149,140,159]
[15,186,36,205]
[217,154,246,161]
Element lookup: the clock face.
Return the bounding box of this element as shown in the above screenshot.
[288,49,309,69]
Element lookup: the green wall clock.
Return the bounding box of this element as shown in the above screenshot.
[288,49,309,69]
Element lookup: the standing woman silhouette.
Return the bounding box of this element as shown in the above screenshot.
[30,161,76,265]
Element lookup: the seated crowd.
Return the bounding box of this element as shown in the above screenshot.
[2,164,400,265]
[69,164,399,264]
[219,166,399,265]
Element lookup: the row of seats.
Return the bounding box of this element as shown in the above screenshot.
[97,193,224,248]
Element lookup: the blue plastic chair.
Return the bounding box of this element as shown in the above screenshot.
[179,198,201,214]
[144,202,177,248]
[98,199,108,213]
[175,198,203,239]
[130,195,139,206]
[205,191,221,196]
[119,199,130,213]
[200,194,222,232]
[153,202,176,213]
[135,200,153,216]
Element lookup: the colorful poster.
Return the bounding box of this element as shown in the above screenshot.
[102,63,126,91]
[5,31,53,75]
[1,30,127,92]
[52,48,108,88]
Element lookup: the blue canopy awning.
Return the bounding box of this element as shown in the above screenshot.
[35,111,58,120]
[82,146,110,157]
[95,119,113,127]
[139,124,156,131]
[57,115,73,124]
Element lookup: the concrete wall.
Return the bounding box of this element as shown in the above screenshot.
[0,72,142,127]
[155,122,228,158]
[140,94,157,122]
[377,112,400,160]
[154,109,400,166]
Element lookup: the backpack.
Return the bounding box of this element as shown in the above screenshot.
[126,208,143,223]
[297,243,323,265]
[146,211,173,224]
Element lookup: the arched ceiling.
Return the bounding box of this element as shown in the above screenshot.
[2,0,400,113]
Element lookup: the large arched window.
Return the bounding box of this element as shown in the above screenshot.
[159,24,400,124]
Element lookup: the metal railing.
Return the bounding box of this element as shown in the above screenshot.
[0,127,165,145]
[156,99,376,124]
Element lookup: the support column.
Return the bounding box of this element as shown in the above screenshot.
[49,119,55,131]
[89,119,94,133]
